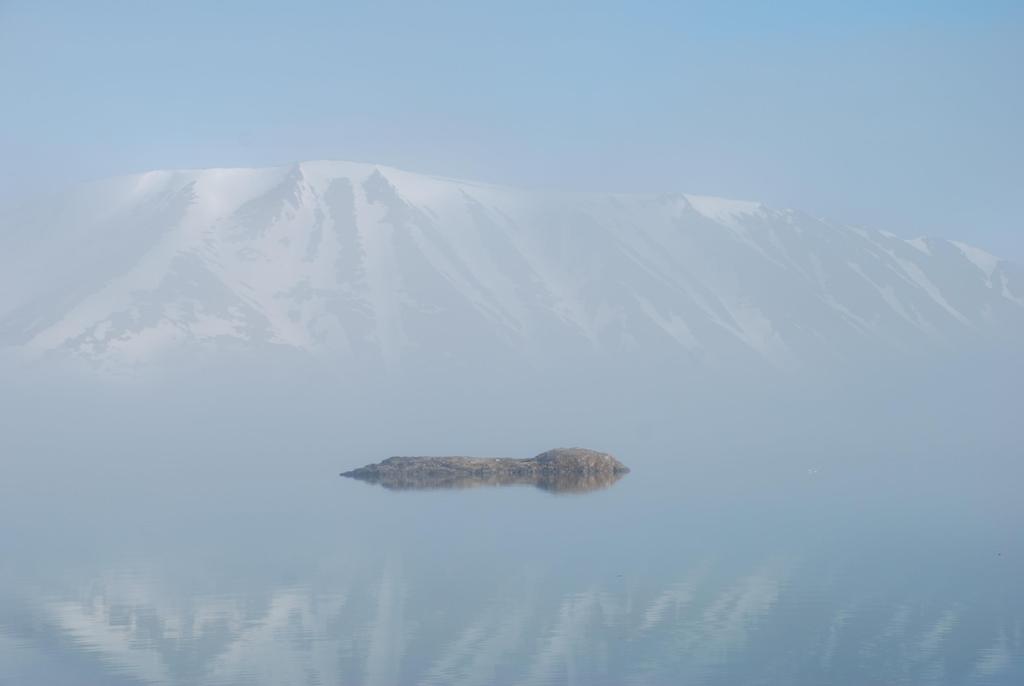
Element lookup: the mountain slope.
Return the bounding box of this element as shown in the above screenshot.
[1,160,1021,375]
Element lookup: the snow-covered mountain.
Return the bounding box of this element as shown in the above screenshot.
[1,160,1021,376]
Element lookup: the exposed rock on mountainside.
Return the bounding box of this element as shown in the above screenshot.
[341,447,629,493]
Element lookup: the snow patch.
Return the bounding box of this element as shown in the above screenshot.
[684,194,763,226]
[906,237,931,255]
[951,241,999,281]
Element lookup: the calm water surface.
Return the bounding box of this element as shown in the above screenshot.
[1,447,1021,685]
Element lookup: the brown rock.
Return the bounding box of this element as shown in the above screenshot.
[340,447,628,493]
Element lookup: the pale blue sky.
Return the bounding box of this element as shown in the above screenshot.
[1,0,1021,258]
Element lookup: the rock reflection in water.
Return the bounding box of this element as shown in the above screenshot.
[346,468,627,493]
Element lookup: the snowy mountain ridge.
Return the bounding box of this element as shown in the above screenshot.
[1,160,1021,375]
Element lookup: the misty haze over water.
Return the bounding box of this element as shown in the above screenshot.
[1,163,1022,685]
[2,335,1022,684]
[1,3,1022,681]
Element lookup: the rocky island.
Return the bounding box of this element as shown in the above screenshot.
[340,447,629,493]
